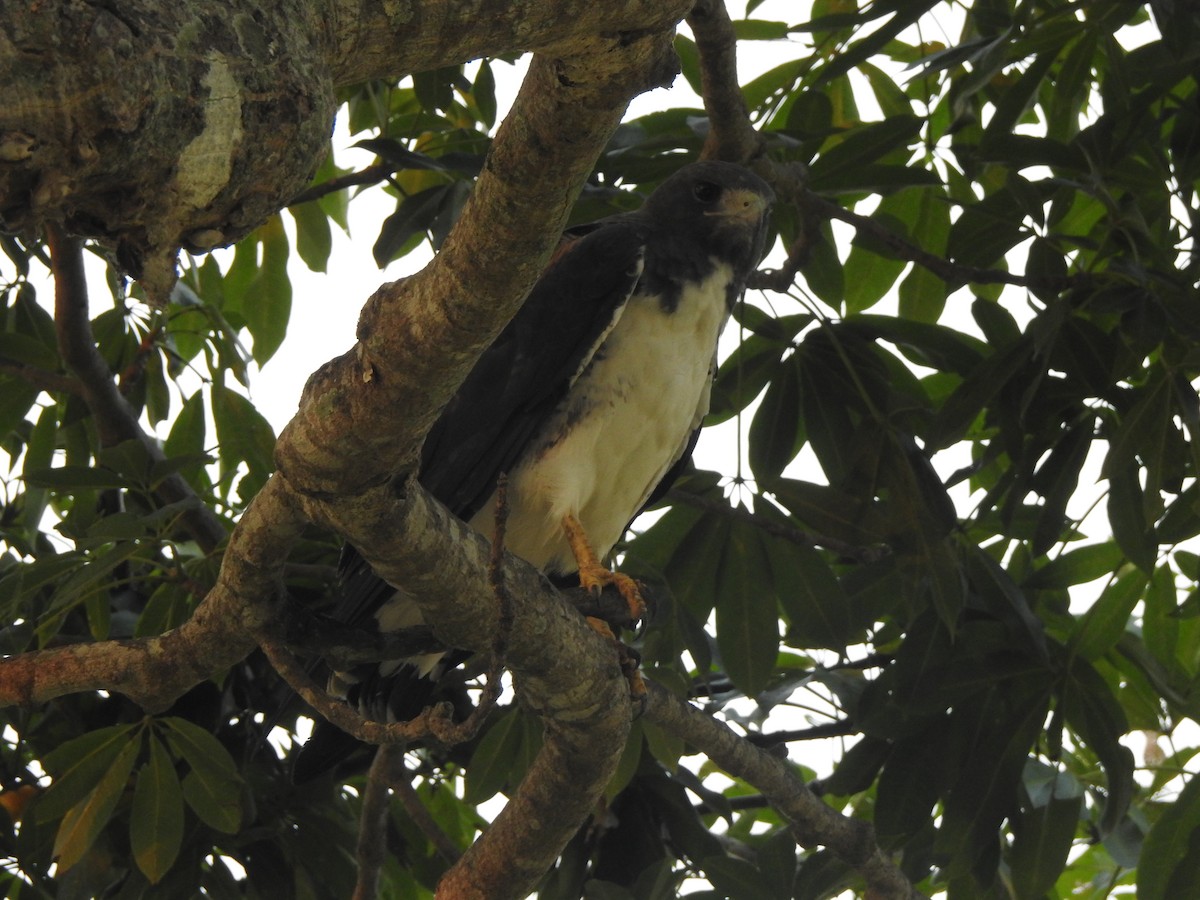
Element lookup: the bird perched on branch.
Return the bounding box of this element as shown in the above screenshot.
[295,160,773,780]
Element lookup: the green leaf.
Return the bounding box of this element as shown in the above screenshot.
[843,188,927,313]
[289,200,333,274]
[161,718,243,834]
[0,331,58,370]
[934,677,1050,881]
[52,732,140,871]
[373,185,449,266]
[875,731,947,846]
[164,390,208,461]
[715,517,779,696]
[241,216,292,365]
[808,117,922,190]
[473,59,497,127]
[673,35,702,95]
[1010,768,1084,899]
[161,718,240,782]
[180,770,242,835]
[1025,541,1125,590]
[1068,567,1146,661]
[0,376,39,442]
[1108,465,1157,574]
[946,188,1030,270]
[768,479,889,547]
[605,721,644,801]
[770,541,854,650]
[1138,771,1200,900]
[131,734,184,883]
[37,724,138,823]
[135,583,192,638]
[465,711,523,804]
[1062,658,1134,835]
[19,402,57,530]
[701,855,778,900]
[708,332,788,425]
[211,384,276,495]
[748,355,803,483]
[897,188,951,322]
[800,220,844,307]
[22,466,129,490]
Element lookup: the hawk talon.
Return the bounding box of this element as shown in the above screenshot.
[564,513,646,623]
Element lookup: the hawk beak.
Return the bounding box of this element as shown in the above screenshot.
[712,188,771,224]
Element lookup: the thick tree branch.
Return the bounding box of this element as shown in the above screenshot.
[644,682,924,900]
[45,225,228,554]
[299,477,634,900]
[688,0,766,162]
[330,0,694,85]
[273,49,681,889]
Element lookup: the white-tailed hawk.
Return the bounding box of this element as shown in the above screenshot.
[296,161,773,779]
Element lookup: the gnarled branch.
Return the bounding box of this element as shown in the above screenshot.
[46,225,228,554]
[644,682,925,900]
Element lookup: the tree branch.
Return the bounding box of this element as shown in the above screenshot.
[330,0,695,85]
[644,682,925,900]
[393,762,463,866]
[298,474,635,900]
[0,474,303,711]
[688,0,765,163]
[800,190,1080,293]
[0,357,84,396]
[259,636,448,746]
[289,163,393,207]
[45,225,228,554]
[665,489,890,564]
[353,743,401,900]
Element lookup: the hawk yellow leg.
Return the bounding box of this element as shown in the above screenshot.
[562,513,646,622]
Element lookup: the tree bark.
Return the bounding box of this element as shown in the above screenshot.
[0,0,691,298]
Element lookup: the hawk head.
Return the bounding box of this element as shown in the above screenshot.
[642,160,774,275]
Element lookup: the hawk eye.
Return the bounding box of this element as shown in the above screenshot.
[692,181,720,203]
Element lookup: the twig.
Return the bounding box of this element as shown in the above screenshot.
[290,163,393,207]
[746,720,858,745]
[389,757,463,865]
[801,191,1080,294]
[665,489,890,563]
[44,224,227,554]
[259,636,444,746]
[644,681,925,899]
[0,357,84,396]
[353,744,399,900]
[747,233,814,293]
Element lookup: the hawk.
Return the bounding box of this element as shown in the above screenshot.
[296,161,773,779]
